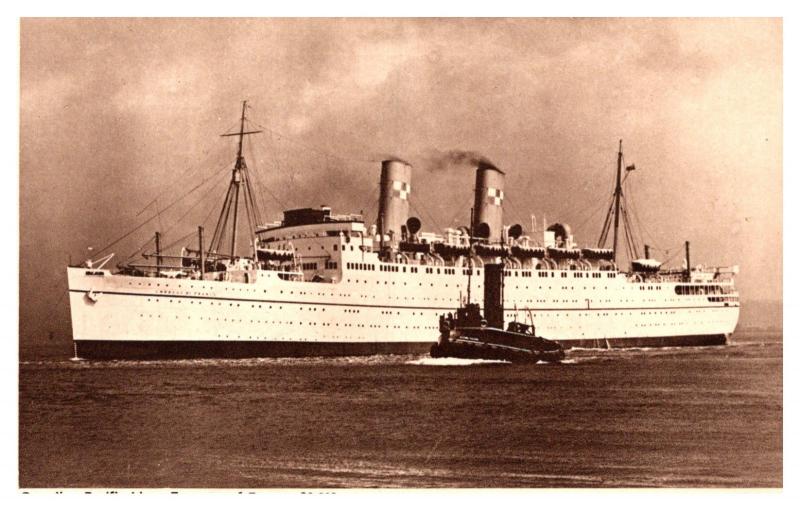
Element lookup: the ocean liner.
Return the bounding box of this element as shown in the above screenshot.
[67,103,740,359]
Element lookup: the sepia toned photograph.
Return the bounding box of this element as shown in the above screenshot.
[19,17,782,489]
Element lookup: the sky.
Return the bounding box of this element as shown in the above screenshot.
[19,18,782,347]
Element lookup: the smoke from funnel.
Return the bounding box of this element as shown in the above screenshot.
[423,149,499,173]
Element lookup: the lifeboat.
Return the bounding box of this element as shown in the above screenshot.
[474,243,511,257]
[581,248,614,260]
[432,242,471,257]
[398,241,432,253]
[631,258,662,273]
[510,245,546,259]
[256,248,294,262]
[546,247,582,259]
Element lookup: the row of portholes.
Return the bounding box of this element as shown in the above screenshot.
[146,297,285,310]
[136,312,722,329]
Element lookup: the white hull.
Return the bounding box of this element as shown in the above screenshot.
[68,265,739,358]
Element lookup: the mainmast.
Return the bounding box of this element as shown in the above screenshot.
[598,139,638,263]
[612,139,623,263]
[210,101,264,261]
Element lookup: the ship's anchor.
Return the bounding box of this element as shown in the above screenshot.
[86,288,101,303]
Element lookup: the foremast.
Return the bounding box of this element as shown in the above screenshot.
[210,101,264,261]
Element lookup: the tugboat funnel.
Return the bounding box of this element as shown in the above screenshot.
[483,263,505,329]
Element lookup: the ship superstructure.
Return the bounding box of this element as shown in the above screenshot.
[67,104,740,359]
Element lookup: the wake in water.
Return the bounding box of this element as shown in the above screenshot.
[23,354,425,369]
[23,352,619,368]
[407,357,510,366]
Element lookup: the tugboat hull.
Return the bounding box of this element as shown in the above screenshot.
[430,322,565,364]
[430,336,564,363]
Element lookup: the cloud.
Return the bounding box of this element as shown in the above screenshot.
[19,18,783,347]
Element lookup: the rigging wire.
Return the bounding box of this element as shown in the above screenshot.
[210,182,234,254]
[501,192,529,231]
[242,181,256,248]
[246,118,403,230]
[200,185,226,229]
[247,118,376,165]
[598,168,620,244]
[250,128,299,209]
[124,234,157,263]
[597,196,616,248]
[246,134,290,211]
[447,192,476,229]
[242,135,266,222]
[660,247,683,265]
[545,161,615,225]
[573,194,615,242]
[626,173,664,253]
[161,168,232,239]
[622,178,646,258]
[408,197,443,233]
[134,130,234,217]
[357,183,381,223]
[93,158,235,258]
[621,200,641,260]
[564,178,616,237]
[158,230,199,254]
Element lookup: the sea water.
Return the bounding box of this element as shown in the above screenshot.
[18,330,782,488]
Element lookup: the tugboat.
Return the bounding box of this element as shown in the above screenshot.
[431,263,565,363]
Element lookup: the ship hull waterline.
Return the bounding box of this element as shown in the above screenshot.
[73,334,728,360]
